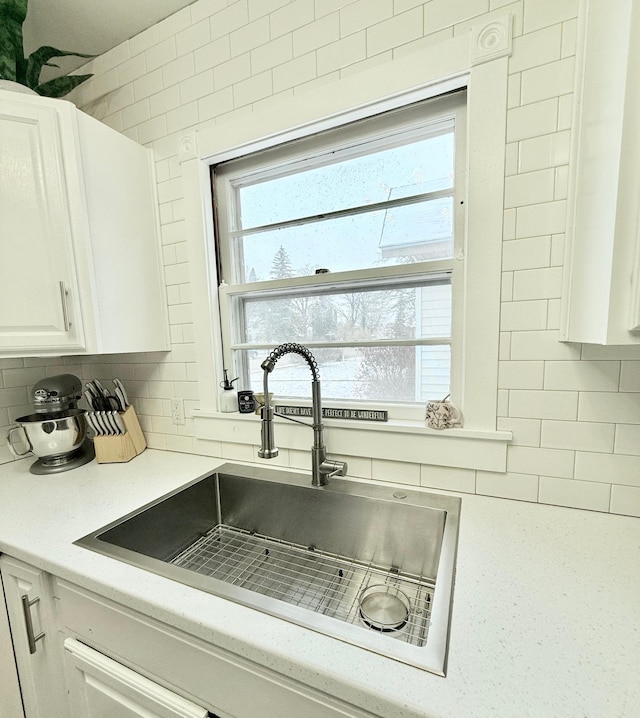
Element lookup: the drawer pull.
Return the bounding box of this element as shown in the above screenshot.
[21,594,45,654]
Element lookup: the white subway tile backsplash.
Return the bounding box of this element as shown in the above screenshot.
[273,52,316,92]
[575,452,640,488]
[550,234,565,266]
[316,0,353,18]
[138,115,167,145]
[523,0,578,34]
[560,17,578,58]
[129,25,159,57]
[557,93,573,131]
[476,470,539,502]
[507,444,574,478]
[518,131,571,173]
[317,32,366,75]
[520,57,575,105]
[251,35,293,73]
[372,458,420,485]
[146,37,178,73]
[180,70,215,104]
[509,24,561,73]
[167,102,199,133]
[541,420,614,453]
[149,86,182,118]
[424,0,487,33]
[163,54,196,88]
[234,70,274,107]
[578,392,640,425]
[117,53,148,86]
[122,99,151,129]
[133,69,164,101]
[420,464,476,493]
[507,72,521,110]
[213,53,252,90]
[210,2,250,41]
[340,0,393,37]
[176,18,211,57]
[619,361,640,392]
[230,16,270,56]
[498,360,545,389]
[515,200,566,239]
[195,36,231,73]
[539,476,610,512]
[610,484,640,517]
[544,361,620,392]
[497,416,541,446]
[512,267,563,301]
[509,389,578,420]
[367,8,423,55]
[614,424,640,455]
[504,168,555,208]
[270,0,315,39]
[293,13,340,55]
[501,300,548,331]
[502,236,551,271]
[198,87,234,121]
[507,98,557,143]
[249,0,290,21]
[192,0,229,23]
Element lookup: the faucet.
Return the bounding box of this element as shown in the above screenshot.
[258,343,348,486]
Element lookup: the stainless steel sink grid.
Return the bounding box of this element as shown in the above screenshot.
[170,524,434,647]
[75,463,460,675]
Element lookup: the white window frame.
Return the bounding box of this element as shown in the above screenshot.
[181,18,513,472]
[213,93,466,420]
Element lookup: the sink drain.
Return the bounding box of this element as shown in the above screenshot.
[358,584,411,632]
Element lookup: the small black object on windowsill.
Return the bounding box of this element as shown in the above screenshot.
[238,390,255,413]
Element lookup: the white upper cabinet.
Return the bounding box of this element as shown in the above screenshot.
[561,0,640,344]
[0,90,169,357]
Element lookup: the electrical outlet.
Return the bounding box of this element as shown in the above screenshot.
[170,398,185,425]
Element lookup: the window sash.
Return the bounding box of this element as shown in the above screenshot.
[213,93,466,413]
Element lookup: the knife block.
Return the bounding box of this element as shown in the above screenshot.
[93,406,146,464]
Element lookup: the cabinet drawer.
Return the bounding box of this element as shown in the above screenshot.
[55,580,375,718]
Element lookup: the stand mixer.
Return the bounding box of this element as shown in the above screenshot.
[7,374,95,475]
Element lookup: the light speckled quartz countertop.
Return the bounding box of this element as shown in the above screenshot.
[1,449,638,717]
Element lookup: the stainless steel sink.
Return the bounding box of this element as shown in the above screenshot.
[75,463,460,675]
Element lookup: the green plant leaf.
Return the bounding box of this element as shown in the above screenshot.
[0,15,24,81]
[35,73,93,98]
[26,46,94,89]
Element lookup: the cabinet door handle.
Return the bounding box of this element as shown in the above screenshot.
[21,594,45,654]
[59,281,71,332]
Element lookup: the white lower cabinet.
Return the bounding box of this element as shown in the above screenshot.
[0,555,374,718]
[0,556,68,718]
[55,580,373,718]
[64,638,210,718]
[0,572,24,718]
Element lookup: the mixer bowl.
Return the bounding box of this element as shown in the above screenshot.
[7,409,87,459]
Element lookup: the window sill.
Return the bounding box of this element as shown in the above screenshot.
[192,410,511,473]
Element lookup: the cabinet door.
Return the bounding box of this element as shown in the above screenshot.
[64,638,212,718]
[0,556,68,718]
[0,572,25,718]
[0,96,84,351]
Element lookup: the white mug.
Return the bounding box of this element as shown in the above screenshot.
[425,397,462,430]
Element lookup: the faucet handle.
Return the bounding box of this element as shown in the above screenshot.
[320,459,348,480]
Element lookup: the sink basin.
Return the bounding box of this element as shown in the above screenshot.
[75,463,460,675]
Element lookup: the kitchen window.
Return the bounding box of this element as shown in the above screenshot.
[213,92,466,420]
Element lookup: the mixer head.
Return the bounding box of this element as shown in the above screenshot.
[32,373,83,413]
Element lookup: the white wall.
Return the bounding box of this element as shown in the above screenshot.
[3,0,640,518]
